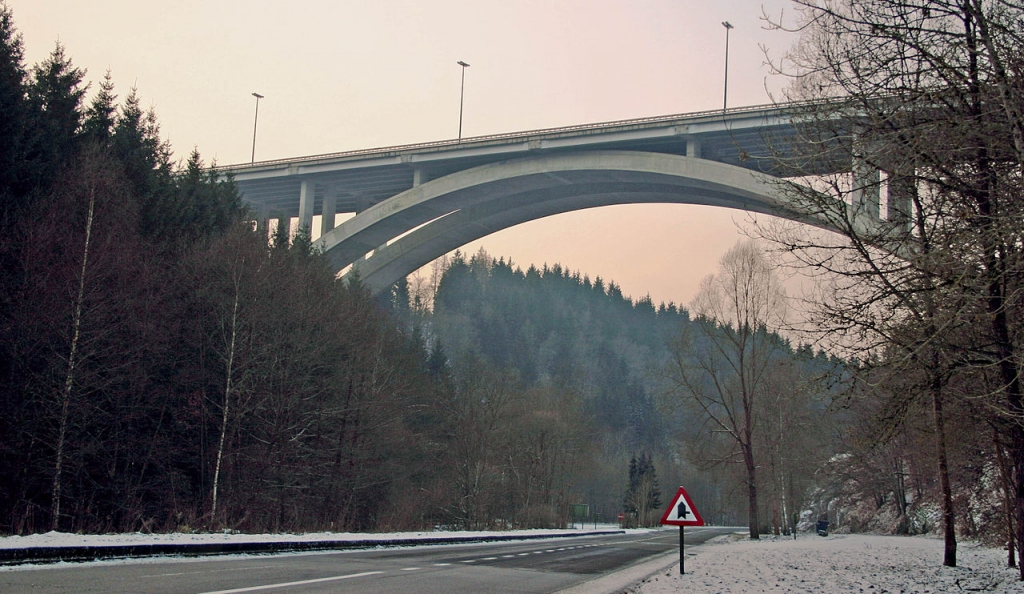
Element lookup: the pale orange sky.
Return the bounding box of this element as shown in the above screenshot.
[12,0,802,308]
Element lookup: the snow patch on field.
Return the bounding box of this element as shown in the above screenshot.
[631,533,1021,593]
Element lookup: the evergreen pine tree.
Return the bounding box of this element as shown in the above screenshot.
[271,216,291,252]
[623,455,639,518]
[81,70,116,145]
[111,87,172,237]
[24,42,86,192]
[623,453,663,527]
[640,453,662,516]
[0,1,26,206]
[426,339,448,380]
[170,149,244,244]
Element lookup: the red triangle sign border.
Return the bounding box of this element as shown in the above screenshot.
[659,486,705,527]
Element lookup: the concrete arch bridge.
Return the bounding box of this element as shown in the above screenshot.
[222,103,895,296]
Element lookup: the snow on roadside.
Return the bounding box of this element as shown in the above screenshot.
[0,524,637,550]
[630,533,1022,593]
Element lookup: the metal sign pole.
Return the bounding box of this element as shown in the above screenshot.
[680,525,685,574]
[660,485,704,576]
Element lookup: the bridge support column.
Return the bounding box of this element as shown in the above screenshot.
[299,179,316,235]
[320,185,337,238]
[851,145,880,220]
[355,194,371,214]
[686,138,701,158]
[886,168,916,234]
[413,167,428,187]
[254,202,269,234]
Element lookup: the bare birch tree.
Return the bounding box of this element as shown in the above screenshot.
[189,224,270,527]
[669,239,787,539]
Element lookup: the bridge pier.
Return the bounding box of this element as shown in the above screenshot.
[686,138,701,158]
[320,184,337,239]
[851,150,880,221]
[299,179,316,234]
[886,168,915,233]
[255,202,270,234]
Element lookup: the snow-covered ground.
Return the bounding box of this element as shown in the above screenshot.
[631,533,1022,593]
[0,524,632,550]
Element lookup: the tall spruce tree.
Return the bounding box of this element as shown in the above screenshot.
[111,87,172,239]
[80,70,116,145]
[0,1,26,208]
[623,453,662,527]
[25,42,85,191]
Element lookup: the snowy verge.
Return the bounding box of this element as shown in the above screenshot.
[627,533,1021,593]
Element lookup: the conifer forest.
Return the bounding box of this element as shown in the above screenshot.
[4,2,1024,578]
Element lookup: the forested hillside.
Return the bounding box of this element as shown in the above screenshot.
[400,248,844,530]
[427,252,683,524]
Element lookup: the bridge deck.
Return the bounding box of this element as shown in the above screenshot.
[222,103,804,219]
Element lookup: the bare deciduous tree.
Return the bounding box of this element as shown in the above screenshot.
[669,239,787,539]
[761,0,1024,570]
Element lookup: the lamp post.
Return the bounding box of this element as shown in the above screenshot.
[251,92,264,164]
[457,60,470,140]
[721,22,733,112]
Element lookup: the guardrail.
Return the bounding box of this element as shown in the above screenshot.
[0,530,626,566]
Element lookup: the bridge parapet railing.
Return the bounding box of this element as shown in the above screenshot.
[225,100,821,172]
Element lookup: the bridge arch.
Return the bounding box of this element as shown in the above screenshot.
[316,150,813,295]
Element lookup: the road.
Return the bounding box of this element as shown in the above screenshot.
[0,527,734,593]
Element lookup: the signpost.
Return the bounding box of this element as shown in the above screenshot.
[659,486,705,575]
[569,503,589,529]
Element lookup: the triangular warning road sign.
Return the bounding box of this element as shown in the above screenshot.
[660,486,705,526]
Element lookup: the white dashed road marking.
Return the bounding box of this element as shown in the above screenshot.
[199,571,382,594]
[444,541,612,567]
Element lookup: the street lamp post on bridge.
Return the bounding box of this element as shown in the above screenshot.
[722,21,733,111]
[251,92,264,164]
[457,60,470,141]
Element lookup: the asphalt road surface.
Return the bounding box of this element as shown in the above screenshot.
[0,527,735,594]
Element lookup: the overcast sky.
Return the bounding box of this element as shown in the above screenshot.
[12,0,802,307]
